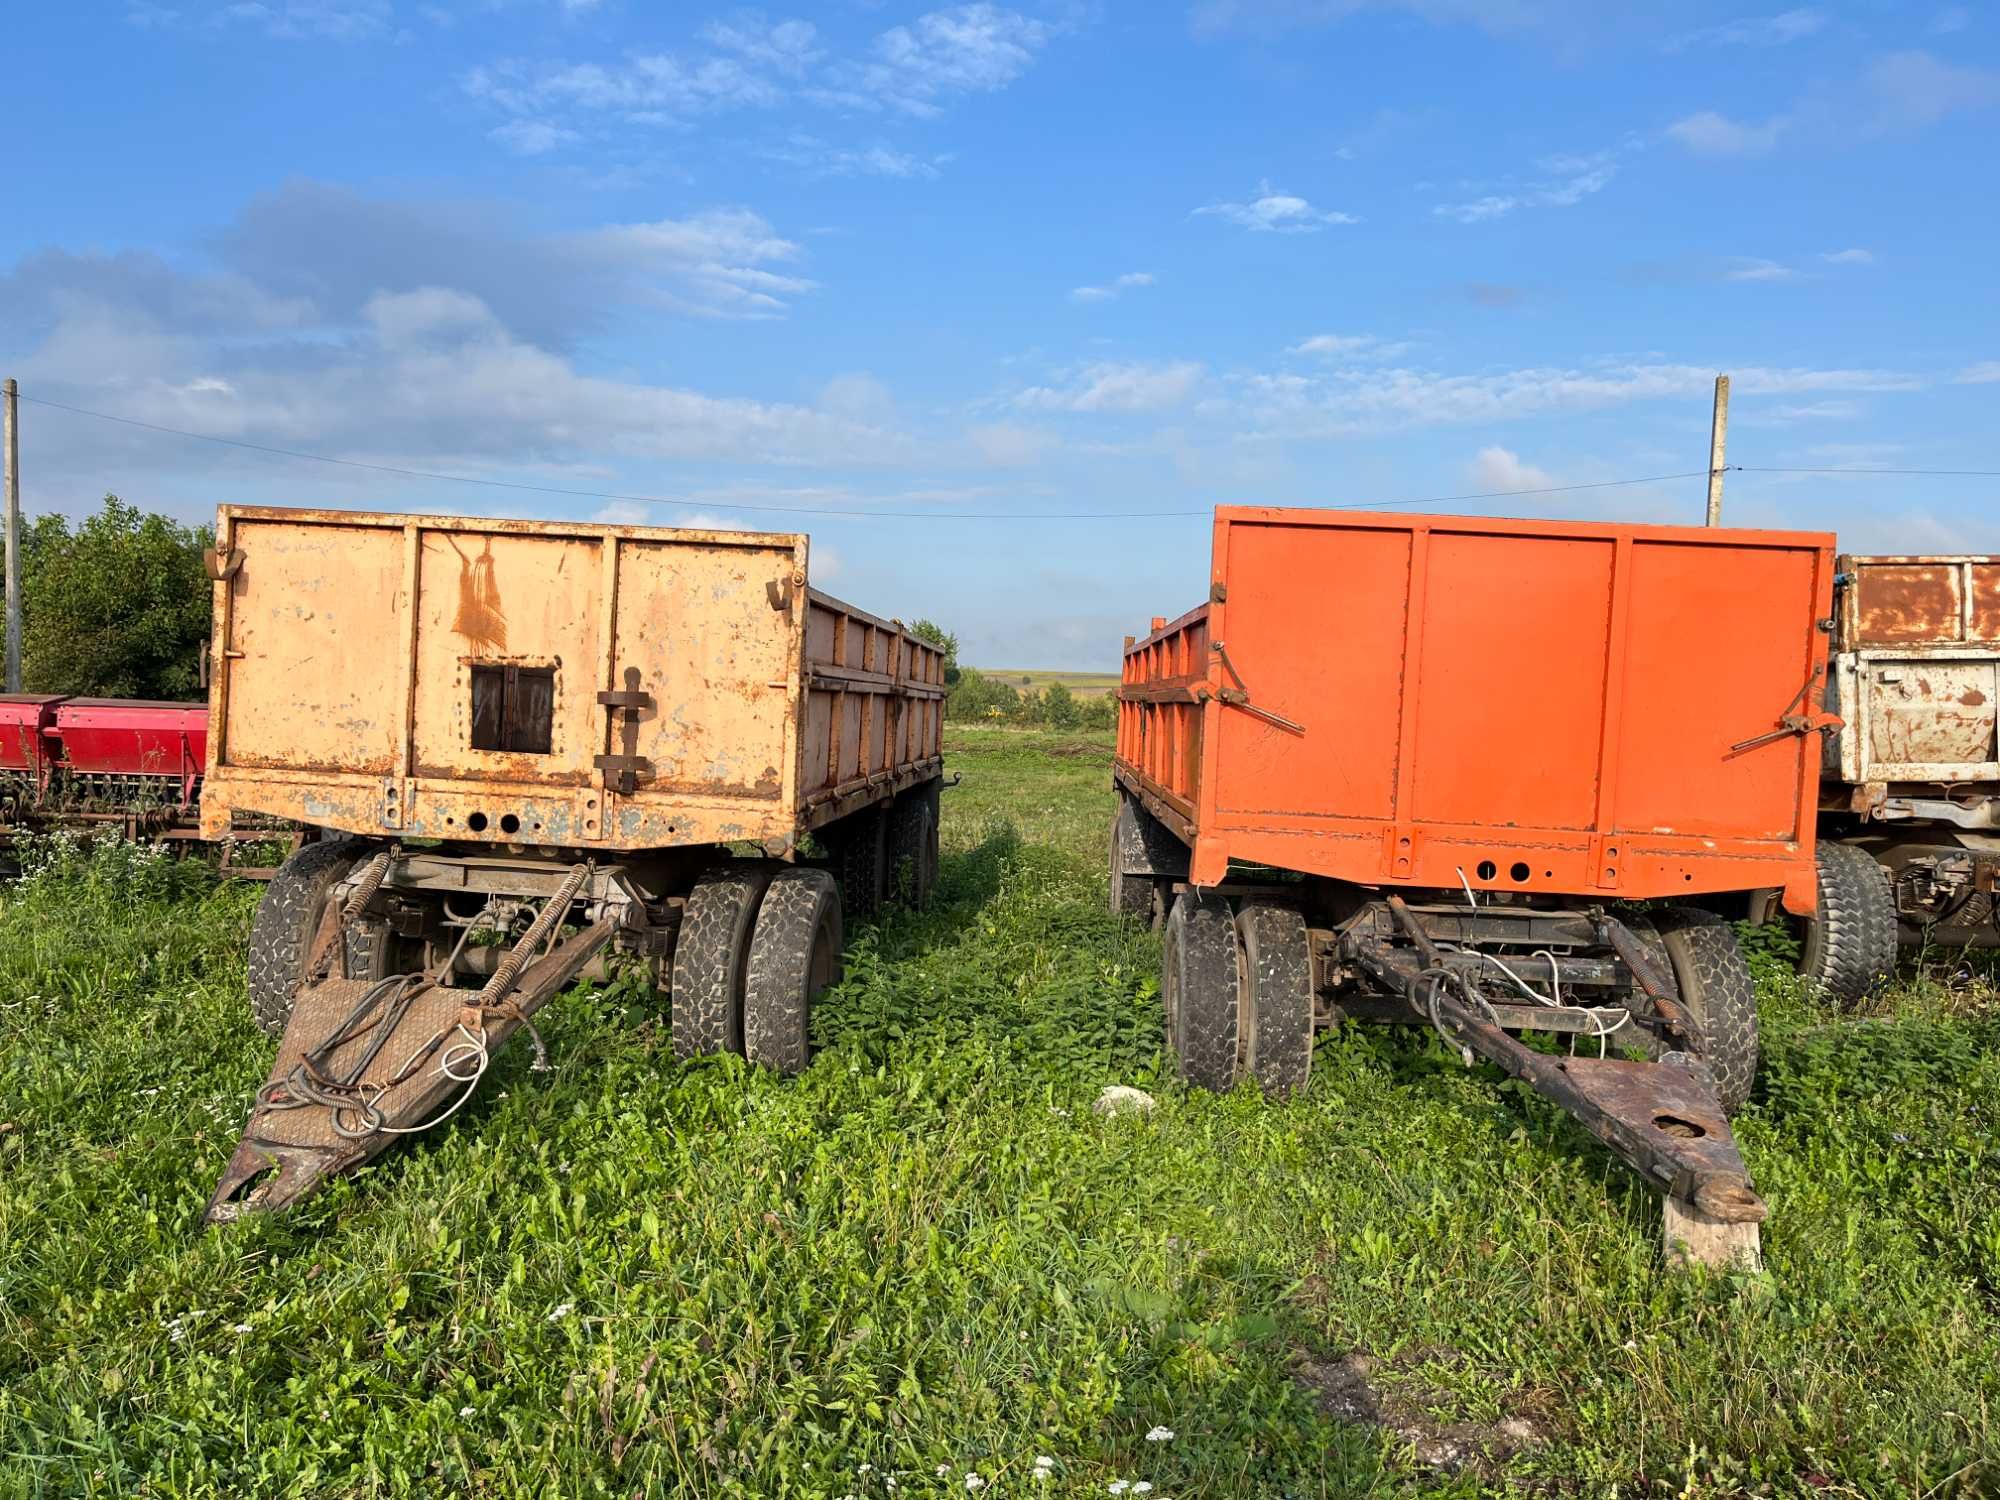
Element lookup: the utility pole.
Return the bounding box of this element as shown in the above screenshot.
[4,378,19,692]
[1703,373,1730,527]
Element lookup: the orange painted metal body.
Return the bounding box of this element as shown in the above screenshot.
[200,506,944,851]
[1116,507,1837,915]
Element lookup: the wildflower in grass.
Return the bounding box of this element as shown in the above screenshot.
[1110,1482,1130,1495]
[1033,1455,1055,1476]
[1133,1485,1153,1495]
[231,1323,252,1335]
[459,1406,475,1418]
[965,1473,985,1491]
[937,1465,951,1478]
[859,1463,872,1474]
[546,1302,575,1323]
[1144,1426,1174,1442]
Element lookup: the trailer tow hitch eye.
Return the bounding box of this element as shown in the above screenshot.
[595,666,655,796]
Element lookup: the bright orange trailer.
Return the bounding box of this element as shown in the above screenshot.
[1114,507,1839,1253]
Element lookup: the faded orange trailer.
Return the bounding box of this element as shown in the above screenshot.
[201,506,944,1221]
[1114,507,1840,1260]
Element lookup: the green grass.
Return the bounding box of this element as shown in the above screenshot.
[971,670,1122,700]
[1,737,1997,1497]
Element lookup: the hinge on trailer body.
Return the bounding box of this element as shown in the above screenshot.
[1205,640,1305,735]
[595,665,655,796]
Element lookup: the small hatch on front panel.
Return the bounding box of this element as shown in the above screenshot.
[470,664,556,754]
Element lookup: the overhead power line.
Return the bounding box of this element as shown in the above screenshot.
[1736,465,2000,479]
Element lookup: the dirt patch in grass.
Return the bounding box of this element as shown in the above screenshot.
[1294,1346,1549,1479]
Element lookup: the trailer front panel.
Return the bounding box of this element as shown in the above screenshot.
[1119,507,1836,914]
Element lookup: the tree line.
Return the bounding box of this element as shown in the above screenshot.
[904,621,1116,731]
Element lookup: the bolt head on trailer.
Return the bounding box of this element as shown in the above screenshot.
[1115,506,1840,1268]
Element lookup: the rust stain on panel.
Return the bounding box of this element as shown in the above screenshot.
[1864,664,1999,767]
[1851,562,1962,645]
[447,536,508,652]
[1973,563,2000,643]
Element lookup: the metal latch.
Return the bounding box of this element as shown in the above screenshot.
[1205,641,1305,735]
[203,547,244,582]
[1729,663,1843,754]
[595,666,655,795]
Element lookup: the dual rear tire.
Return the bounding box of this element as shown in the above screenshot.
[1162,892,1315,1097]
[672,864,843,1075]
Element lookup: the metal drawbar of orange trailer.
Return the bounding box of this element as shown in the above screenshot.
[199,506,946,1223]
[1112,506,1842,1266]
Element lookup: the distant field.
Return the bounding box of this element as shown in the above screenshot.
[974,667,1121,698]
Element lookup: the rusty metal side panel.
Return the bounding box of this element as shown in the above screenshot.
[219,519,408,774]
[1839,555,2000,648]
[1846,653,2000,782]
[1974,563,2000,643]
[612,537,798,804]
[797,589,945,826]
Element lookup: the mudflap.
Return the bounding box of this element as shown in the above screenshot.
[205,916,616,1224]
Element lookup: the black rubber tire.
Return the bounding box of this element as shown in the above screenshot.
[1653,906,1760,1116]
[245,837,369,1037]
[1109,800,1156,919]
[885,785,940,909]
[744,867,843,1075]
[1239,902,1314,1097]
[825,807,887,922]
[1164,890,1239,1092]
[1797,841,1899,1006]
[671,862,778,1059]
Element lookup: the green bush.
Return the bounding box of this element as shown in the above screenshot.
[22,496,212,700]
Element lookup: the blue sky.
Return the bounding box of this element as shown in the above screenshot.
[4,1,1997,667]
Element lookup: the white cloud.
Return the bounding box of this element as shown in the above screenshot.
[700,15,823,77]
[1930,6,1971,35]
[1666,109,1787,155]
[1433,151,1616,223]
[593,500,648,524]
[768,134,948,178]
[1861,50,2000,132]
[1957,361,2000,384]
[568,207,813,318]
[841,3,1053,116]
[817,372,897,426]
[489,119,581,156]
[1820,248,1873,265]
[1725,257,1797,282]
[1288,333,1412,359]
[1672,51,1997,157]
[1466,446,1556,493]
[966,422,1057,466]
[1664,8,1824,52]
[1194,182,1358,233]
[1070,271,1155,303]
[466,5,1056,146]
[1016,361,1204,413]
